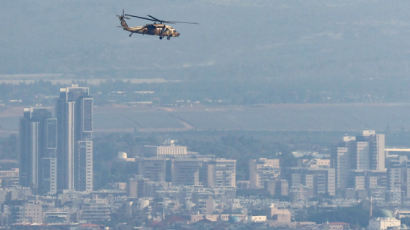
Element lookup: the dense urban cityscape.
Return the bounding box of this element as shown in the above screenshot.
[4,0,410,229]
[0,84,406,229]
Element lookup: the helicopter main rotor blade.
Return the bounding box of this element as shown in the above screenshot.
[167,20,199,25]
[125,14,156,22]
[125,13,198,24]
[147,15,198,24]
[147,15,164,22]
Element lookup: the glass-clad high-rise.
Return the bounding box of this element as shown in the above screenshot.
[19,108,57,195]
[56,85,93,192]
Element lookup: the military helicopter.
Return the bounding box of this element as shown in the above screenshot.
[117,10,198,40]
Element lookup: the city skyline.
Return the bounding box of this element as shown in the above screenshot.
[19,85,94,195]
[10,85,410,229]
[3,0,410,228]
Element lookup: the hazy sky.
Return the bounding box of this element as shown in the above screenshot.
[1,0,410,83]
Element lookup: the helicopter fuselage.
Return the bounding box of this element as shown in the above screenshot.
[120,18,180,39]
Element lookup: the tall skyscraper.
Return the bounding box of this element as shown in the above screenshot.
[335,146,350,190]
[56,85,93,192]
[356,130,385,171]
[355,141,370,170]
[333,136,357,191]
[333,130,386,195]
[19,108,57,195]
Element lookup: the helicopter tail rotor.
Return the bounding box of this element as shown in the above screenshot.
[117,9,130,20]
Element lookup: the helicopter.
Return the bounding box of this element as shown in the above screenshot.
[117,10,198,40]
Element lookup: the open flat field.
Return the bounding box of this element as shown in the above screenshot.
[1,103,410,135]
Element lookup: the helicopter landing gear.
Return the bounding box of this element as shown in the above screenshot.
[159,36,163,40]
[167,36,171,40]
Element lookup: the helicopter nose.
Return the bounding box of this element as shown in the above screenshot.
[175,32,180,37]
